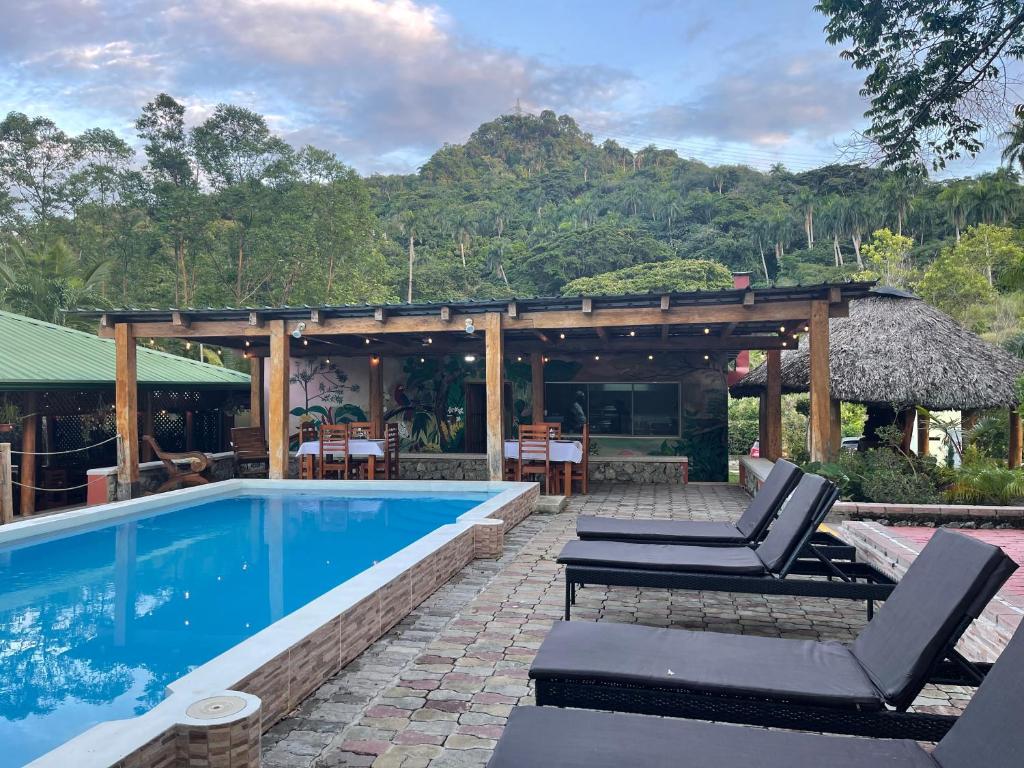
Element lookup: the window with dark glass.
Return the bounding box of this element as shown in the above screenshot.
[543,382,680,437]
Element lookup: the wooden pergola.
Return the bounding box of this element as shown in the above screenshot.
[83,283,873,497]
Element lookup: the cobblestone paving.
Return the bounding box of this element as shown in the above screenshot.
[264,483,969,768]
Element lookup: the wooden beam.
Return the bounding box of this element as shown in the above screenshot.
[484,313,504,481]
[369,354,384,437]
[582,297,593,314]
[507,301,519,319]
[0,443,12,524]
[764,349,782,461]
[506,336,788,354]
[531,353,545,424]
[249,356,263,431]
[268,320,291,479]
[743,290,755,307]
[374,307,387,323]
[808,300,832,462]
[440,306,452,323]
[248,311,264,328]
[171,310,190,328]
[1010,407,1022,469]
[19,393,37,516]
[828,286,842,304]
[660,295,670,311]
[310,308,323,325]
[114,323,140,500]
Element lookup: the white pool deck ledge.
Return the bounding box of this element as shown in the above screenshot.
[9,479,539,768]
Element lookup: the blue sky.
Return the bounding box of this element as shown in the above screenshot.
[0,0,1005,176]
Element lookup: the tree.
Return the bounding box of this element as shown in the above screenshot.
[818,0,1024,168]
[0,237,111,326]
[859,228,915,289]
[561,258,733,296]
[918,248,997,324]
[954,224,1024,287]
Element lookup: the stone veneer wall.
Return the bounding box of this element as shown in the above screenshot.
[92,483,538,768]
[88,452,237,504]
[394,454,689,484]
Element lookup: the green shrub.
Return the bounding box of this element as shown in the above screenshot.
[947,466,1024,505]
[806,444,945,505]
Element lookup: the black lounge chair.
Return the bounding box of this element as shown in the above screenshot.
[491,612,1024,768]
[576,458,802,545]
[559,473,901,619]
[532,528,1017,741]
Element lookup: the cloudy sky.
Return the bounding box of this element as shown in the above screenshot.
[0,0,1005,176]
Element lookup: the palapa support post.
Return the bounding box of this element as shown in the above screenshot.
[830,399,842,456]
[917,408,930,457]
[115,323,140,500]
[758,394,768,455]
[249,356,263,432]
[531,353,545,424]
[1010,407,1022,469]
[369,353,384,437]
[764,349,782,461]
[20,393,38,516]
[141,390,154,462]
[485,312,504,481]
[0,443,13,524]
[808,300,833,462]
[268,320,291,479]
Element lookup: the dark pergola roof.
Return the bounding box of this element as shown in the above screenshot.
[76,282,876,358]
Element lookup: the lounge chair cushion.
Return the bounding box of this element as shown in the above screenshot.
[932,618,1024,768]
[557,539,767,575]
[575,517,747,543]
[851,528,1018,709]
[530,622,884,708]
[754,473,831,573]
[734,458,803,538]
[489,707,936,768]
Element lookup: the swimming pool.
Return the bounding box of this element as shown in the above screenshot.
[0,480,536,767]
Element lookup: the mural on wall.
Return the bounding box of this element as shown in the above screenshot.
[387,356,480,452]
[288,359,367,444]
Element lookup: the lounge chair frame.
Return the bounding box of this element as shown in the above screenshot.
[561,489,903,621]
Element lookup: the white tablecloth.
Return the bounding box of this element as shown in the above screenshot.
[297,439,385,457]
[504,439,583,463]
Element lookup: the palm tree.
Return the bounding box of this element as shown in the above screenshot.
[1000,119,1024,172]
[937,183,968,242]
[793,187,816,248]
[1,238,112,326]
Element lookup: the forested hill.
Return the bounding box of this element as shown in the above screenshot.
[3,100,1024,348]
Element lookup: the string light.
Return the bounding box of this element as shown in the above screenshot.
[325,357,331,364]
[648,354,654,361]
[516,355,523,362]
[703,327,710,334]
[244,340,251,347]
[779,325,786,333]
[464,354,477,363]
[303,338,308,346]
[149,338,155,346]
[426,337,433,344]
[543,356,549,363]
[559,332,566,340]
[594,355,601,361]
[185,341,192,351]
[703,354,710,361]
[419,357,425,363]
[364,338,371,345]
[629,330,636,337]
[804,325,809,332]
[781,341,788,348]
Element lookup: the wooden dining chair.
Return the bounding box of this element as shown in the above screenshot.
[570,421,590,494]
[298,422,318,479]
[346,421,377,439]
[319,424,351,479]
[517,424,558,494]
[374,422,401,479]
[231,426,269,479]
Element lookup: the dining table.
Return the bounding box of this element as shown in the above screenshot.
[504,439,584,496]
[297,439,386,478]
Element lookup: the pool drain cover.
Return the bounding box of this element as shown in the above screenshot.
[186,695,247,720]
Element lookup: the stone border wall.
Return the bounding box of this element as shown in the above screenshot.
[738,456,1024,526]
[87,452,237,505]
[394,453,689,484]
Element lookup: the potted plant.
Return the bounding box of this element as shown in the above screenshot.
[0,399,20,433]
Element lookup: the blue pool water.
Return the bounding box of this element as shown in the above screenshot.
[0,490,492,766]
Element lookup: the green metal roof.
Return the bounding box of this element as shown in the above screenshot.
[0,310,250,390]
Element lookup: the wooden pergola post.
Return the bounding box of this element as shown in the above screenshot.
[531,353,545,424]
[249,356,263,432]
[764,349,782,460]
[1010,407,1022,469]
[830,399,842,456]
[19,392,38,516]
[0,444,13,523]
[808,300,833,462]
[115,323,140,500]
[369,354,384,437]
[268,320,291,479]
[917,408,930,457]
[484,313,504,481]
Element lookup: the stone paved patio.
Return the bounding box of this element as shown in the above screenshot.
[263,483,971,768]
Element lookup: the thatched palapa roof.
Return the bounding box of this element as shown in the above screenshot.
[730,288,1024,410]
